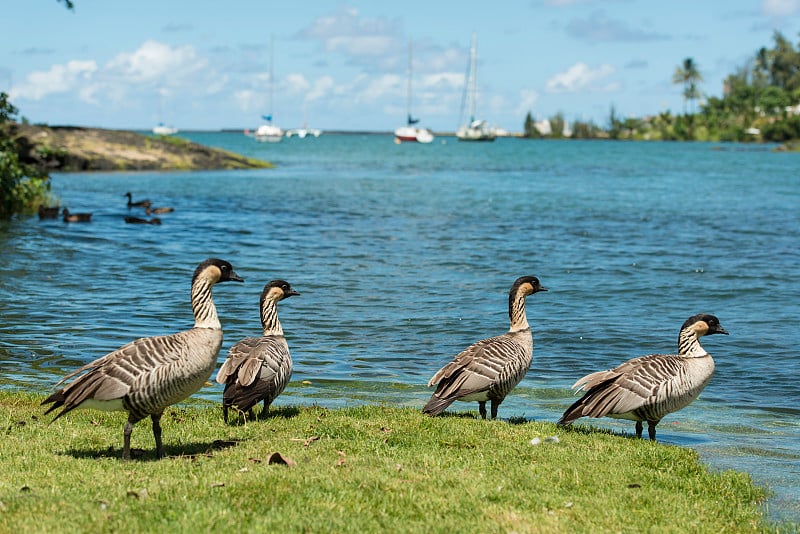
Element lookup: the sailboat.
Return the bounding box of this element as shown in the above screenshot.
[394,42,434,144]
[456,33,496,142]
[152,89,178,136]
[254,36,283,143]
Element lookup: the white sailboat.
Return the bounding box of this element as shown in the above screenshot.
[152,89,178,136]
[254,36,282,143]
[456,33,496,142]
[394,42,434,144]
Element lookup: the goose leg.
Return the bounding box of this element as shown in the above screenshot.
[478,401,487,420]
[635,420,643,439]
[123,417,136,461]
[647,421,658,441]
[222,405,229,424]
[152,412,164,459]
[490,399,501,420]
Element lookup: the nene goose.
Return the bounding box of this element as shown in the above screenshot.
[423,276,547,419]
[42,258,244,459]
[62,208,92,222]
[216,280,299,422]
[557,313,728,440]
[125,192,150,208]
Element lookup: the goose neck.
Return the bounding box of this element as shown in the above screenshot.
[508,291,530,333]
[191,278,221,329]
[260,298,284,336]
[678,329,708,358]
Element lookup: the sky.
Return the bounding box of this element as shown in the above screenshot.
[2,0,800,133]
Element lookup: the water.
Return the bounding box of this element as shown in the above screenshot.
[0,134,798,521]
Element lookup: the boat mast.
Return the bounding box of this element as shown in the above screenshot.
[406,41,413,126]
[268,35,274,125]
[468,32,478,124]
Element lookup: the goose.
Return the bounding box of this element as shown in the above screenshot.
[42,258,244,459]
[216,280,299,422]
[557,313,728,440]
[125,192,150,208]
[423,276,548,419]
[124,216,162,225]
[143,202,175,215]
[62,208,92,222]
[38,205,60,219]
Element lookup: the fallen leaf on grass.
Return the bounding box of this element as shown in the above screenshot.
[211,482,225,488]
[266,452,297,467]
[336,451,346,468]
[126,489,147,499]
[291,436,320,448]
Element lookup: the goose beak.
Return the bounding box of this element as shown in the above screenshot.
[288,288,300,297]
[229,271,245,283]
[714,325,729,335]
[536,286,548,293]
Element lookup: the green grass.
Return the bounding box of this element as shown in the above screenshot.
[0,390,781,533]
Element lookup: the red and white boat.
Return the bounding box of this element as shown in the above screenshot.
[394,42,434,144]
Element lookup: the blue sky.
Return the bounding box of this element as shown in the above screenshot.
[2,0,799,132]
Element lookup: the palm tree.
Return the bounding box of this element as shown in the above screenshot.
[673,57,704,114]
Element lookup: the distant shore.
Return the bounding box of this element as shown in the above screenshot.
[4,124,273,172]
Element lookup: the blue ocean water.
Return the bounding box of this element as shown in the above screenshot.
[0,133,798,521]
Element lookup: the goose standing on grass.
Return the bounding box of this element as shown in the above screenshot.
[216,280,299,422]
[423,276,548,419]
[557,313,728,440]
[62,208,92,222]
[125,192,150,208]
[42,258,244,460]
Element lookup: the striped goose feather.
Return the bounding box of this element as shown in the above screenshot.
[42,258,244,459]
[558,313,728,440]
[423,276,547,420]
[216,280,299,422]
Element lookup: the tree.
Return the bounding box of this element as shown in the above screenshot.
[673,57,704,114]
[0,93,53,218]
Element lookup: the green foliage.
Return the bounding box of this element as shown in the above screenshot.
[0,391,782,533]
[0,93,55,219]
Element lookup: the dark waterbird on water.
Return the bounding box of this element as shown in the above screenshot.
[125,216,162,225]
[41,258,244,460]
[143,201,175,215]
[62,208,92,223]
[125,192,150,208]
[38,205,60,219]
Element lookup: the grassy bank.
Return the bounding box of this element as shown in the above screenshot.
[0,390,778,532]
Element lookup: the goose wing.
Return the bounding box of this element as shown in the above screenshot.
[43,329,216,419]
[220,336,292,413]
[428,334,526,400]
[560,353,686,423]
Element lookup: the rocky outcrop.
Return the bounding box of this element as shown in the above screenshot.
[5,124,273,172]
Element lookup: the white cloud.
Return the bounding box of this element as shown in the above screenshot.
[105,40,207,86]
[545,62,618,93]
[233,89,260,112]
[298,6,403,65]
[12,60,97,100]
[306,76,335,102]
[761,0,800,17]
[12,40,222,109]
[516,89,539,116]
[285,73,311,93]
